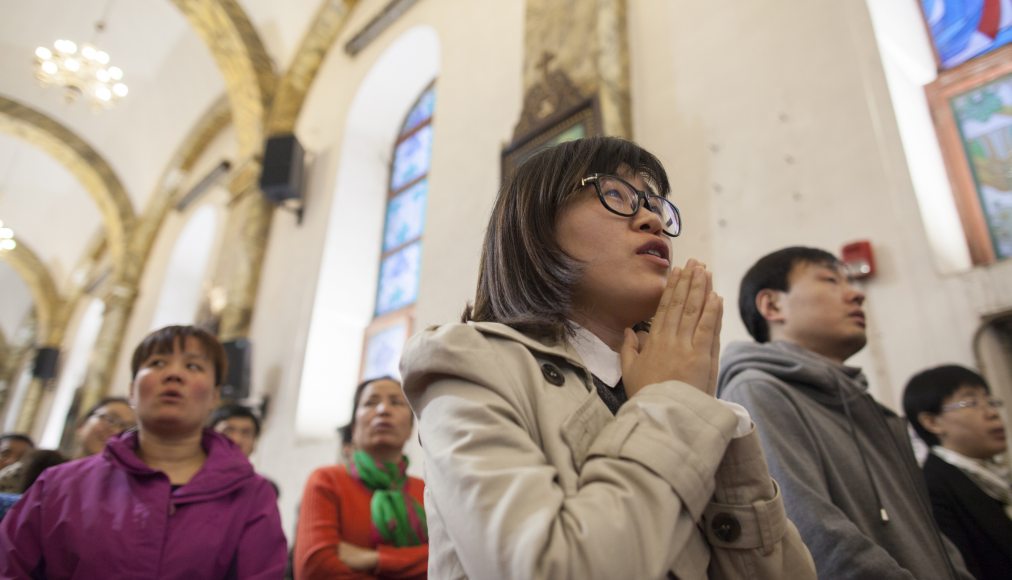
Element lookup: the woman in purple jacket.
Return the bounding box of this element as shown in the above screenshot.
[0,325,287,579]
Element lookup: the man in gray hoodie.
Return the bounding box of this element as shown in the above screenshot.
[718,246,971,580]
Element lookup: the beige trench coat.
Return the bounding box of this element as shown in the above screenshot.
[401,322,815,580]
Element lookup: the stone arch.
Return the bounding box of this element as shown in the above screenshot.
[171,0,276,158]
[267,0,360,134]
[0,240,65,345]
[0,96,136,281]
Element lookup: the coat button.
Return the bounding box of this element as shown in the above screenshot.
[711,513,741,542]
[540,362,565,386]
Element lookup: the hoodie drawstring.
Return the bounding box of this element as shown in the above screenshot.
[836,383,890,523]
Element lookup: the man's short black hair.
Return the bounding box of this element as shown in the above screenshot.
[738,246,841,342]
[0,433,35,448]
[208,404,261,437]
[903,364,989,447]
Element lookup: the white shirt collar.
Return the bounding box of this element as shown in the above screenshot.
[569,322,622,388]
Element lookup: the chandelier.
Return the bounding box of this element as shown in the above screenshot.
[33,6,128,111]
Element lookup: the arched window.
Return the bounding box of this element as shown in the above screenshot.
[361,84,435,380]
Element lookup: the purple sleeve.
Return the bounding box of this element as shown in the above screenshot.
[235,477,288,579]
[0,474,46,578]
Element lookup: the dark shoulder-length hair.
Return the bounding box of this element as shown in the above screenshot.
[465,136,670,341]
[130,325,228,386]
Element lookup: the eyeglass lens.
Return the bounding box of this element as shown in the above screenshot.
[596,176,681,236]
[944,398,1003,411]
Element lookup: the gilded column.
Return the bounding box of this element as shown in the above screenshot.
[78,284,138,416]
[217,172,274,342]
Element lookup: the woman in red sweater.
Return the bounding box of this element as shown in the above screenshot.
[295,377,427,579]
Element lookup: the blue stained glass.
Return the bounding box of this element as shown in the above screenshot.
[391,125,433,191]
[376,241,422,315]
[383,180,428,251]
[402,88,435,133]
[362,321,409,381]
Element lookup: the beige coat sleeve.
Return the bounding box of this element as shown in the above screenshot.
[402,324,814,580]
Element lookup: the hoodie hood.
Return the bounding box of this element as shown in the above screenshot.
[104,428,256,504]
[718,340,868,407]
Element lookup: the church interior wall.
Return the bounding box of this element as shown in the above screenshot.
[628,0,1012,412]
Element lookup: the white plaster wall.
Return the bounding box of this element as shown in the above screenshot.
[628,0,1012,412]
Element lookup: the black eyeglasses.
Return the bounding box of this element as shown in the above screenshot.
[580,174,682,237]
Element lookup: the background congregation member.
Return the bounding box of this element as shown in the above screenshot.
[903,364,1012,580]
[0,325,287,579]
[0,450,67,521]
[210,403,280,498]
[74,396,136,458]
[0,433,34,493]
[718,246,972,579]
[401,137,814,579]
[210,403,262,458]
[294,377,427,579]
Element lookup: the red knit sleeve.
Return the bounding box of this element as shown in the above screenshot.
[374,476,429,579]
[294,467,373,580]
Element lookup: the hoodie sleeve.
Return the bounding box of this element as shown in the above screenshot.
[0,474,45,578]
[721,375,919,580]
[235,477,288,580]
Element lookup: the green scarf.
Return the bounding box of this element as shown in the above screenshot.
[351,449,428,546]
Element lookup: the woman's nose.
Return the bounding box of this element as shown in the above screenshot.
[632,199,663,234]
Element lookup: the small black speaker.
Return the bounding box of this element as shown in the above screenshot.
[259,134,305,206]
[220,339,252,400]
[33,347,60,380]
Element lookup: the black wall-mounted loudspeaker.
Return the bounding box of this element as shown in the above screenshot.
[259,134,305,207]
[33,347,60,380]
[221,339,252,401]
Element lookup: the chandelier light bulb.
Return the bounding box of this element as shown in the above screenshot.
[54,39,77,54]
[95,86,112,101]
[108,66,122,80]
[0,239,16,251]
[81,45,96,60]
[96,51,109,64]
[112,83,128,97]
[35,46,52,60]
[41,61,58,75]
[64,58,80,72]
[0,227,13,239]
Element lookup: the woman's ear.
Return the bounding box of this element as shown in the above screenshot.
[756,289,785,323]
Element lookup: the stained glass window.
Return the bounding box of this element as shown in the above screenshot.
[921,0,1012,70]
[362,321,409,380]
[375,241,422,316]
[403,88,436,133]
[383,180,428,252]
[951,73,1012,258]
[364,82,435,380]
[390,124,433,191]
